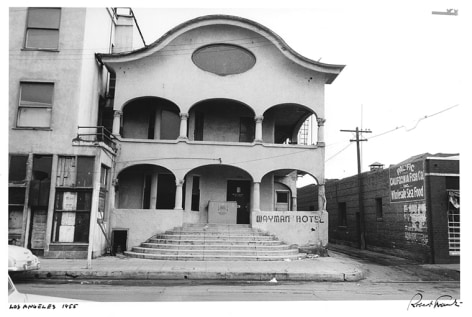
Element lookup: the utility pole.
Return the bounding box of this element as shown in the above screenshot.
[340,127,371,249]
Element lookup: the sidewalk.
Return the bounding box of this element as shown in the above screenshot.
[329,243,460,279]
[14,251,365,282]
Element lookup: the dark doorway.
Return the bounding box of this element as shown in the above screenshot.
[112,230,127,255]
[227,180,251,224]
[156,174,176,209]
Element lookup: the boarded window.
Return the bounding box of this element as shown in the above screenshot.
[25,8,61,49]
[17,82,54,128]
[56,156,94,187]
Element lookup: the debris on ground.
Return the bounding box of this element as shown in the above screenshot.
[269,277,278,283]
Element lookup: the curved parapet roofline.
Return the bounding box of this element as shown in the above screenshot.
[96,14,345,84]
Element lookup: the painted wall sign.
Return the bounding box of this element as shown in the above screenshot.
[403,202,428,245]
[255,214,325,224]
[389,160,425,203]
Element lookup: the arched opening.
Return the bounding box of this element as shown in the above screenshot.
[189,99,256,143]
[183,164,253,224]
[263,104,318,145]
[121,97,180,140]
[116,164,176,209]
[261,169,319,211]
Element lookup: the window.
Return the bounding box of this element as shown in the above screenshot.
[447,190,460,256]
[9,155,28,244]
[51,156,95,243]
[338,202,347,227]
[17,82,54,128]
[25,8,61,50]
[375,198,383,220]
[9,155,28,183]
[276,191,289,203]
[192,44,256,76]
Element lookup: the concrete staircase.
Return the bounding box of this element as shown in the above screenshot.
[125,223,306,261]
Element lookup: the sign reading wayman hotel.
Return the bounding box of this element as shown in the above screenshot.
[389,160,425,203]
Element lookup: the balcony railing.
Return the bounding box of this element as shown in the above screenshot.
[74,126,117,152]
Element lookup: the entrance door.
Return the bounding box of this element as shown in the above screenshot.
[227,180,251,224]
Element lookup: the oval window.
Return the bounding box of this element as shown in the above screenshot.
[192,44,256,76]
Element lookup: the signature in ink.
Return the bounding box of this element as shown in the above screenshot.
[408,292,462,310]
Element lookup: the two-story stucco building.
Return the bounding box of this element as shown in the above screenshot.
[9,8,344,260]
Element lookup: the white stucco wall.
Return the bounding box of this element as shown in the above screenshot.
[111,209,184,250]
[109,24,325,117]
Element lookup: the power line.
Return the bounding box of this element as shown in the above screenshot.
[367,104,459,140]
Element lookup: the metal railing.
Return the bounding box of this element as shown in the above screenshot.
[74,126,117,152]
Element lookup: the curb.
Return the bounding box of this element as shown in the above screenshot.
[14,269,364,282]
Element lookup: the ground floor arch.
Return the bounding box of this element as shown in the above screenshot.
[183,164,253,224]
[116,164,177,210]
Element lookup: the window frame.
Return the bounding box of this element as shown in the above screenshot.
[338,202,347,227]
[16,81,55,129]
[24,7,61,51]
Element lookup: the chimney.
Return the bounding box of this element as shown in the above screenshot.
[113,8,134,53]
[369,162,384,171]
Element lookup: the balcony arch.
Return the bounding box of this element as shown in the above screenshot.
[116,164,177,210]
[263,104,318,145]
[121,97,181,140]
[188,98,256,143]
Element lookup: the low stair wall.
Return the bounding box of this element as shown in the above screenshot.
[252,210,328,250]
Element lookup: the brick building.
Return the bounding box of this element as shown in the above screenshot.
[298,153,460,264]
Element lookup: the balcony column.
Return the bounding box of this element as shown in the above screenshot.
[254,115,264,143]
[112,110,122,136]
[178,113,189,140]
[318,183,326,211]
[317,118,326,146]
[253,182,261,212]
[174,179,184,210]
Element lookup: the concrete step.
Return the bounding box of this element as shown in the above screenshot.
[124,251,306,261]
[140,242,292,250]
[147,238,283,245]
[131,246,300,256]
[154,234,277,240]
[170,228,264,234]
[127,224,304,261]
[182,223,251,228]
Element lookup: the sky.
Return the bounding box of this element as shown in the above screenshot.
[125,0,469,181]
